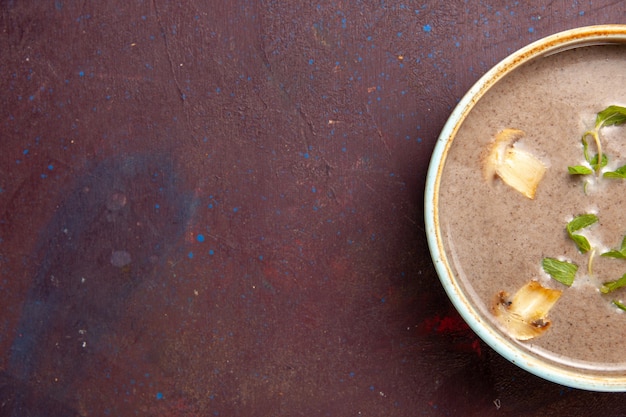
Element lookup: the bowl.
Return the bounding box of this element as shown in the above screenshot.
[425,25,626,391]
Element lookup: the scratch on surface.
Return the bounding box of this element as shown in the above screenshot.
[296,105,317,155]
[365,104,391,156]
[151,0,196,142]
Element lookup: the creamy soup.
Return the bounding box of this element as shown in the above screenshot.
[438,44,626,369]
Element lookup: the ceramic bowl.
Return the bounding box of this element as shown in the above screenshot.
[425,25,626,391]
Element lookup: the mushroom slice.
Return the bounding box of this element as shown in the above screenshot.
[493,280,562,341]
[483,128,547,199]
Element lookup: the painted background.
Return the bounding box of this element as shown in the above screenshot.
[1,1,626,416]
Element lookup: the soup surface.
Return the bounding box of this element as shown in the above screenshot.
[438,44,626,369]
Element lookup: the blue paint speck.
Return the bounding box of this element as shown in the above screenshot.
[155,203,160,209]
[79,71,85,77]
[188,251,194,259]
[156,392,163,400]
[308,58,314,65]
[233,207,239,213]
[48,164,54,171]
[197,234,205,243]
[579,10,585,16]
[528,27,534,33]
[423,24,432,32]
[303,152,310,159]
[311,186,317,193]
[209,249,215,256]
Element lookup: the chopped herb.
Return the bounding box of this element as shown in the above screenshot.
[567,213,599,232]
[568,105,626,176]
[570,235,592,254]
[542,257,578,287]
[603,165,626,179]
[588,153,608,170]
[595,105,626,128]
[566,214,598,253]
[601,235,626,259]
[602,250,626,259]
[613,300,626,312]
[568,165,593,175]
[601,274,626,294]
[582,135,591,162]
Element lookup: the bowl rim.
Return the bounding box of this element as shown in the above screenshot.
[424,24,626,392]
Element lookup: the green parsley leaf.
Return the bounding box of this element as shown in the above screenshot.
[601,274,626,293]
[568,165,593,175]
[570,234,592,253]
[613,300,626,312]
[601,235,626,259]
[567,214,599,233]
[542,257,578,287]
[602,250,626,259]
[572,129,607,175]
[581,135,591,162]
[596,105,626,128]
[571,105,626,177]
[603,165,626,179]
[589,153,608,171]
[566,214,598,253]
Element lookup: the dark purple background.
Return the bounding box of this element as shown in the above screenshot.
[1,1,626,416]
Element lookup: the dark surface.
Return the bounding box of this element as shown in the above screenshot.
[1,1,626,416]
